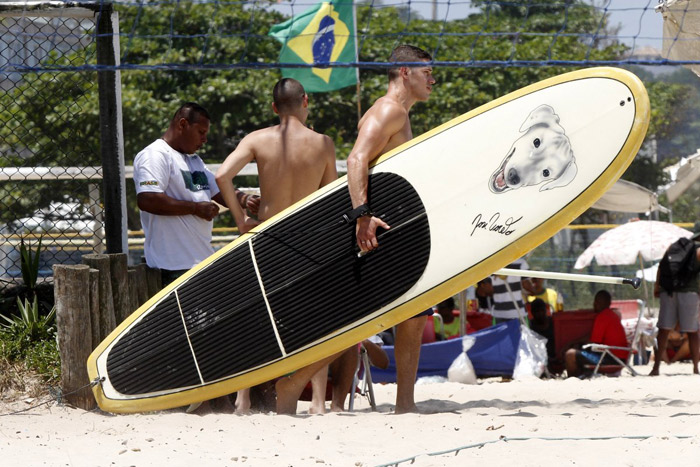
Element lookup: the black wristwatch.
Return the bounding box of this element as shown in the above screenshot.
[343,203,373,223]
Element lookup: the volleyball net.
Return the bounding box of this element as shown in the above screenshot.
[0,0,697,74]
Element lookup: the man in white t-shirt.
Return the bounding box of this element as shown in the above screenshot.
[134,102,257,286]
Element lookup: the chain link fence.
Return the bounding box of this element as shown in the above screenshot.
[0,3,122,292]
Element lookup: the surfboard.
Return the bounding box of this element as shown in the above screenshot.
[87,67,649,413]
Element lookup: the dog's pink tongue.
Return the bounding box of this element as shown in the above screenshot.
[495,171,506,189]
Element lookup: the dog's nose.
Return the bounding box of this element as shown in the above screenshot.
[507,168,520,186]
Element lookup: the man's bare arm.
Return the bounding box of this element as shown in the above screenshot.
[347,104,405,251]
[137,192,219,221]
[215,137,260,234]
[654,258,662,297]
[347,107,404,208]
[212,190,260,216]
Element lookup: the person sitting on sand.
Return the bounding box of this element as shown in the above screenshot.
[433,297,462,340]
[564,290,629,378]
[529,298,555,362]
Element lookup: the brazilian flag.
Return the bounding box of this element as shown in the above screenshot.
[269,0,357,93]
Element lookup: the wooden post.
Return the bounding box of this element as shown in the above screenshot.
[82,254,116,341]
[127,267,140,316]
[89,268,101,350]
[108,253,129,324]
[133,263,149,307]
[146,266,162,297]
[54,264,96,411]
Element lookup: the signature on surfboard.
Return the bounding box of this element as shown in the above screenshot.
[470,213,523,237]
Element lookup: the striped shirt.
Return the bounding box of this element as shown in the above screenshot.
[490,258,529,320]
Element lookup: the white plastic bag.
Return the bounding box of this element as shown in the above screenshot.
[448,335,477,384]
[416,375,448,385]
[512,324,548,380]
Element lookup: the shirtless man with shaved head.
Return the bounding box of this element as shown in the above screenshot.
[216,78,336,232]
[216,78,337,414]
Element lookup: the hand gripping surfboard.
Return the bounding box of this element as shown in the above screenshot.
[88,67,649,412]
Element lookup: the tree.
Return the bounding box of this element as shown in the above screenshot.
[349,0,625,136]
[0,51,101,227]
[646,67,700,162]
[666,183,700,222]
[0,0,630,231]
[0,3,286,228]
[618,66,700,216]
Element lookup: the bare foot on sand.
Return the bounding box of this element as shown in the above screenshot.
[394,404,420,414]
[308,402,326,415]
[235,389,251,415]
[329,404,344,413]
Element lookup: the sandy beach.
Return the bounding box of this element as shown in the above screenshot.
[2,361,700,467]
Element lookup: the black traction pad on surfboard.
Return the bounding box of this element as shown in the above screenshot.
[106,172,430,396]
[255,172,431,351]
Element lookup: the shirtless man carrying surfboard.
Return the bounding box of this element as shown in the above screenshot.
[347,44,436,414]
[216,78,338,414]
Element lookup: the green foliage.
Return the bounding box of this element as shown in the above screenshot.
[0,291,59,383]
[0,1,646,231]
[0,59,100,225]
[21,338,60,382]
[664,182,700,223]
[3,0,627,164]
[0,294,59,382]
[0,334,60,383]
[645,80,693,141]
[628,66,700,163]
[616,66,700,221]
[19,236,42,294]
[621,156,668,192]
[0,297,56,343]
[115,2,285,160]
[350,0,625,142]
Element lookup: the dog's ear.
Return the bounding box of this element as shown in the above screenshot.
[540,158,577,191]
[520,105,563,133]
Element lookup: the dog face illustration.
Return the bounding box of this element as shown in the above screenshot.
[490,105,577,193]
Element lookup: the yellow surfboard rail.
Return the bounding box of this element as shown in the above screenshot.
[88,67,649,413]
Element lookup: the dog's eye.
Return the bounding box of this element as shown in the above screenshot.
[542,169,550,178]
[533,138,541,148]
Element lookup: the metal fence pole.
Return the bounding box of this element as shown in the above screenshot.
[95,4,127,254]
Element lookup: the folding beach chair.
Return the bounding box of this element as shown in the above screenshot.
[348,343,377,412]
[582,299,645,377]
[298,342,381,411]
